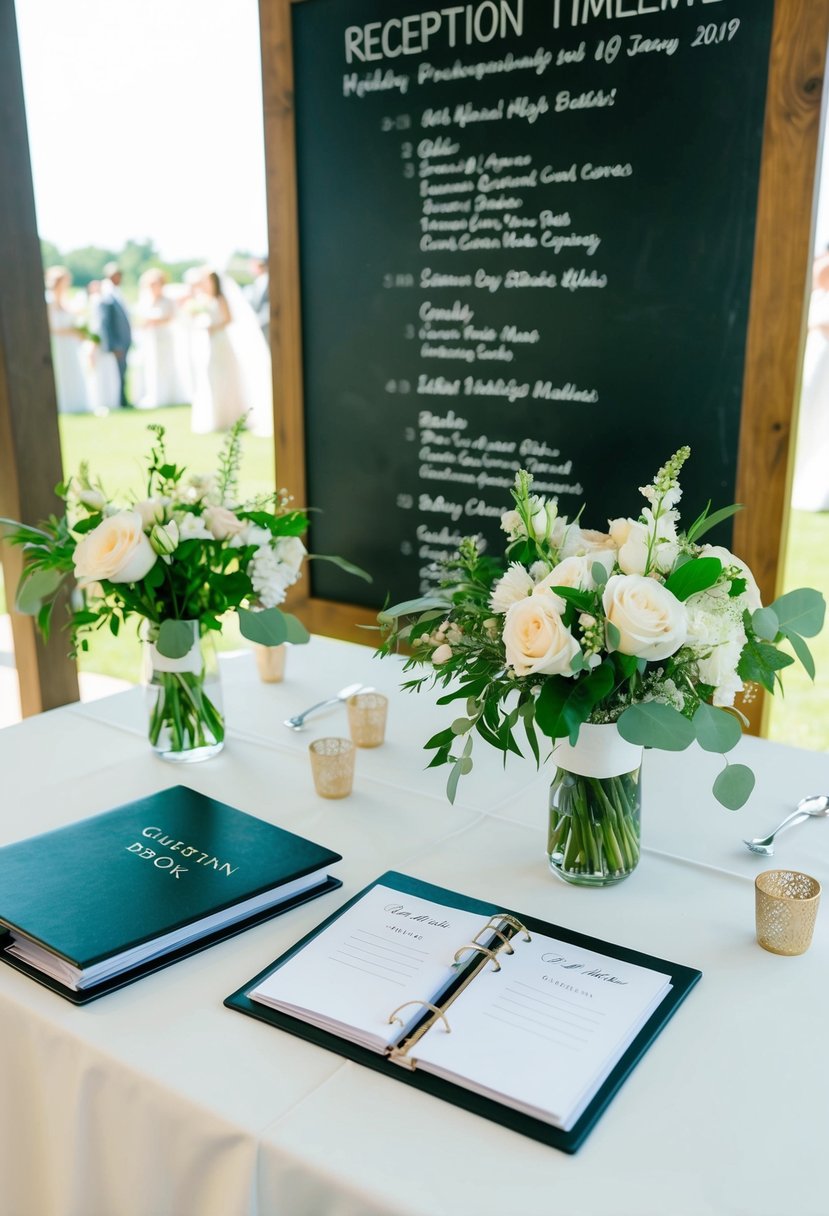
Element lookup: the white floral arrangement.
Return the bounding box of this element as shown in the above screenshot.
[3,419,364,660]
[379,448,825,808]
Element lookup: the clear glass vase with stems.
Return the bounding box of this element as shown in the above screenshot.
[143,621,224,762]
[546,724,643,887]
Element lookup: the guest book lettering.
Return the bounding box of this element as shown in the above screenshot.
[290,0,774,605]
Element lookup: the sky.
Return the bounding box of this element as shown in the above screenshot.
[16,0,268,266]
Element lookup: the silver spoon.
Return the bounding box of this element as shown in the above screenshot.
[283,683,367,731]
[743,794,829,856]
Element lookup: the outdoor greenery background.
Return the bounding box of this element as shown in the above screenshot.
[1,405,827,751]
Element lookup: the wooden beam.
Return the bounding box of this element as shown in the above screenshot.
[735,0,829,730]
[0,0,79,715]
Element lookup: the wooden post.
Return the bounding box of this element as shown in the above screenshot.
[0,0,79,715]
[735,0,829,730]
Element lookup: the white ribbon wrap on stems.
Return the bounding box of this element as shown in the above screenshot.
[552,723,643,779]
[147,622,203,675]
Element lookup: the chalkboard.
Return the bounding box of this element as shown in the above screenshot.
[282,0,777,612]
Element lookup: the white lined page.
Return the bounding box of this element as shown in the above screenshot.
[251,884,487,1052]
[410,931,672,1128]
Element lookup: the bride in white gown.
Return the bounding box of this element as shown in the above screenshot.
[190,269,273,436]
[46,266,90,414]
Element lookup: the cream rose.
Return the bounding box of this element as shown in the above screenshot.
[603,573,687,661]
[73,511,157,585]
[609,518,650,576]
[203,505,246,540]
[502,596,580,678]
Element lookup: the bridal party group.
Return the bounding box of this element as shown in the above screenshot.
[44,259,272,437]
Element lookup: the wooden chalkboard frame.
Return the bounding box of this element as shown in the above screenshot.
[259,0,829,667]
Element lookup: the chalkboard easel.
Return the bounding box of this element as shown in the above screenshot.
[258,0,829,688]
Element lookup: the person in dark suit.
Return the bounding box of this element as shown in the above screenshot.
[100,261,133,407]
[246,256,270,347]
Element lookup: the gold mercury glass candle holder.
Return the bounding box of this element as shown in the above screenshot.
[347,692,389,748]
[254,643,287,683]
[755,870,821,956]
[309,737,355,799]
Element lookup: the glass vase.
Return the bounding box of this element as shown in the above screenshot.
[547,724,643,887]
[143,621,225,762]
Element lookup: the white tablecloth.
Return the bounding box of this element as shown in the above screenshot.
[0,635,827,1216]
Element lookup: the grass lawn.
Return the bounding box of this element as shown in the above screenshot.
[2,406,828,752]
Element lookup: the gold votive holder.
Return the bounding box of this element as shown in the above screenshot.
[347,692,388,748]
[309,737,355,799]
[755,870,821,956]
[254,643,286,684]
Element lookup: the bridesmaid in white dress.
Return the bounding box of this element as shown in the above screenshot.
[792,254,829,511]
[137,269,185,409]
[45,266,90,414]
[81,280,120,414]
[190,271,249,434]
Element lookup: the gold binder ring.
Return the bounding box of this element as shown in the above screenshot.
[387,1001,451,1033]
[495,913,531,942]
[453,944,501,972]
[475,925,514,955]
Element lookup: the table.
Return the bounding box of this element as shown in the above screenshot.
[0,635,827,1216]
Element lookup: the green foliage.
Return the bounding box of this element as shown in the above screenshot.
[664,557,722,601]
[712,763,755,810]
[692,702,742,754]
[617,702,696,751]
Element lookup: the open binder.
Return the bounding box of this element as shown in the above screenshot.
[226,871,701,1152]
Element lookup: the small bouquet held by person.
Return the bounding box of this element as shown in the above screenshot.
[2,420,365,760]
[379,448,824,831]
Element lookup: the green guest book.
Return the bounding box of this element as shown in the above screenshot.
[0,785,342,1003]
[226,871,701,1153]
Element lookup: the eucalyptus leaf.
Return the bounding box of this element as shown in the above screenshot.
[237,606,288,646]
[783,630,816,680]
[446,760,463,804]
[280,612,311,645]
[606,621,621,650]
[617,701,695,751]
[308,553,372,582]
[451,717,473,735]
[591,561,608,589]
[768,588,826,639]
[156,618,197,659]
[15,567,65,615]
[751,607,779,642]
[712,763,755,810]
[692,702,742,754]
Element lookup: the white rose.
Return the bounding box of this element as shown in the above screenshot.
[432,643,453,665]
[502,596,581,678]
[700,545,762,612]
[603,573,687,661]
[134,497,168,528]
[73,511,157,585]
[535,553,613,597]
[490,562,534,614]
[203,505,246,540]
